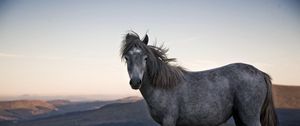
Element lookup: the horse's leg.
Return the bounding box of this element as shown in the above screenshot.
[161,115,177,126]
[232,109,243,126]
[233,104,262,126]
[233,83,266,126]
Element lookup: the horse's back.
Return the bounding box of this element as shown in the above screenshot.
[177,63,267,125]
[189,63,267,90]
[190,63,268,105]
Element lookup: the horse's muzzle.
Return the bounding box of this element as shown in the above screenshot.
[129,78,142,90]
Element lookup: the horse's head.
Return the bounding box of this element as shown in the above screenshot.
[121,32,149,90]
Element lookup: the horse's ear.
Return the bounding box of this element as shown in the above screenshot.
[125,33,132,42]
[125,33,140,43]
[142,34,149,45]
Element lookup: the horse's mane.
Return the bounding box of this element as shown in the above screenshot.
[120,32,185,89]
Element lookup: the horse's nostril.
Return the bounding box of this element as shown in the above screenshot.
[137,79,142,84]
[130,78,141,85]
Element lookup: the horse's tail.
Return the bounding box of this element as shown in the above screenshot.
[260,73,278,126]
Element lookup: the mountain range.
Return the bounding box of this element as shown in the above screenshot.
[0,85,299,126]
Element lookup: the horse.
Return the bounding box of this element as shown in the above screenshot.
[120,31,278,126]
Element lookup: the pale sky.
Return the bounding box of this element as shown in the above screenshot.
[0,0,299,97]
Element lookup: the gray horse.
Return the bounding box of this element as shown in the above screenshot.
[120,32,278,126]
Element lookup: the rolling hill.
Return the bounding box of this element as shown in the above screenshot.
[0,99,112,122]
[2,97,300,126]
[0,85,299,126]
[272,84,300,108]
[0,100,57,121]
[3,99,158,126]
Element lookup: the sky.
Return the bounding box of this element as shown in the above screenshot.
[0,0,299,97]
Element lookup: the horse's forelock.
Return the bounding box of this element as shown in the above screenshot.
[121,40,148,59]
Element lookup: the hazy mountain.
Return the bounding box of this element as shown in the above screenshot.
[2,98,299,126]
[0,85,299,126]
[273,85,300,108]
[4,99,158,126]
[0,100,57,121]
[48,100,72,106]
[0,95,125,102]
[0,99,113,122]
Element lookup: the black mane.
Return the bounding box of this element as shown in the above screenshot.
[120,31,185,88]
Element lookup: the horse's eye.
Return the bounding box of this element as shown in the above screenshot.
[144,57,148,61]
[125,57,128,61]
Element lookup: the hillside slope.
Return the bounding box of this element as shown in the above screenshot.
[9,100,158,126]
[273,85,300,108]
[0,100,56,121]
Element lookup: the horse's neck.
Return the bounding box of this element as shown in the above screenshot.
[139,73,177,114]
[139,73,158,102]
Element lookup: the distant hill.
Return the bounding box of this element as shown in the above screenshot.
[273,84,300,109]
[5,99,158,126]
[2,98,300,126]
[0,99,112,122]
[0,100,56,111]
[114,96,142,103]
[0,85,299,126]
[0,100,57,121]
[48,100,71,106]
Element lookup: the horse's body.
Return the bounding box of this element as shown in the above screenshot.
[120,32,278,126]
[140,63,270,126]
